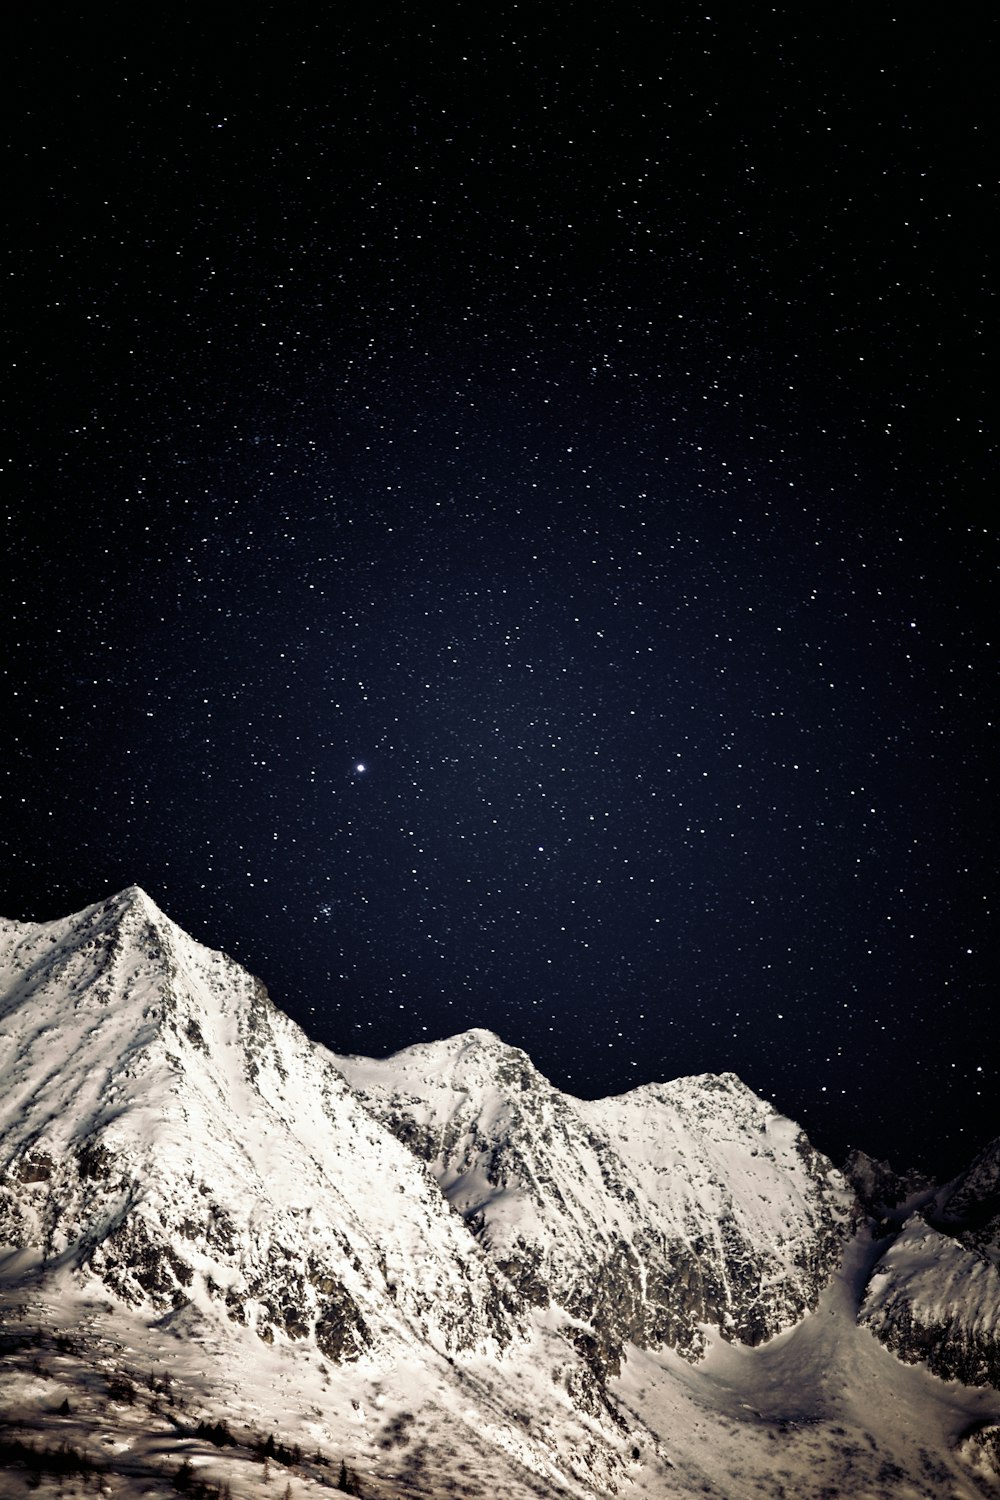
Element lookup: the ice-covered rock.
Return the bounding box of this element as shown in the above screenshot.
[842,1147,933,1219]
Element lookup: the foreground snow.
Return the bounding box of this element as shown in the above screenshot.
[3,1231,999,1499]
[618,1229,1000,1499]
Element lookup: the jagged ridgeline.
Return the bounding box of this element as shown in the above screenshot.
[1,887,999,1499]
[337,1033,849,1366]
[0,888,850,1375]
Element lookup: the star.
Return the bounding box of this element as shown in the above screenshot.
[1,9,990,1184]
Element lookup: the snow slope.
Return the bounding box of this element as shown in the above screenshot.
[616,1224,1000,1499]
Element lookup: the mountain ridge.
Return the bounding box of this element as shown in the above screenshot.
[338,1029,851,1364]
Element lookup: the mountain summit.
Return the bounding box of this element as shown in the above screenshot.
[1,888,999,1498]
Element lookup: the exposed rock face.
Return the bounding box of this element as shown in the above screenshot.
[843,1148,934,1217]
[859,1138,1000,1389]
[337,1030,852,1369]
[936,1137,1000,1254]
[0,888,523,1364]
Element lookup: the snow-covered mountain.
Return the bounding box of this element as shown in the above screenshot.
[0,887,646,1497]
[857,1138,1000,1389]
[1,887,998,1499]
[338,1032,850,1367]
[0,886,520,1361]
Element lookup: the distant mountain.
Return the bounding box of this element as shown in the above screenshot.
[1,888,998,1499]
[856,1137,1000,1389]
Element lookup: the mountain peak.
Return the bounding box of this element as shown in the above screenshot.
[97,883,175,936]
[397,1025,515,1057]
[363,1026,548,1097]
[110,882,157,913]
[0,893,530,1368]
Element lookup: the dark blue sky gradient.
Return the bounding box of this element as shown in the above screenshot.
[2,8,994,1175]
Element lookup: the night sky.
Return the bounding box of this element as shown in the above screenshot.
[3,9,995,1178]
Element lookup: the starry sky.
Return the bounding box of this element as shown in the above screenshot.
[3,9,995,1177]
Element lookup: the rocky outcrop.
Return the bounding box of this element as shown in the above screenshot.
[843,1148,934,1218]
[934,1137,1000,1256]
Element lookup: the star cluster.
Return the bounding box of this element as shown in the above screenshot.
[2,10,994,1174]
